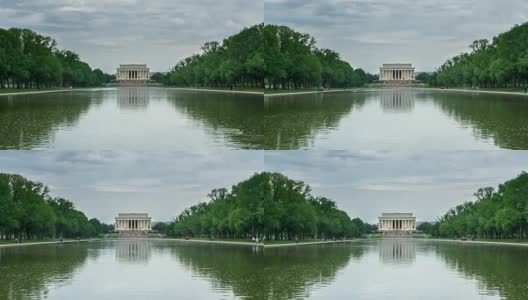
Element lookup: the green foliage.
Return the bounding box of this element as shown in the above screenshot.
[162,24,264,89]
[0,28,113,89]
[433,172,528,239]
[168,172,369,240]
[264,25,370,89]
[160,24,372,90]
[417,222,434,234]
[0,173,110,240]
[431,22,528,88]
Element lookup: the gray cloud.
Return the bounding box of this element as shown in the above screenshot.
[265,0,528,73]
[264,150,528,222]
[0,0,263,73]
[0,150,264,223]
[2,150,525,224]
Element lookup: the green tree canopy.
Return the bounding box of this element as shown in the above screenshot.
[0,173,110,240]
[167,172,371,241]
[0,28,113,89]
[430,22,528,88]
[433,172,528,239]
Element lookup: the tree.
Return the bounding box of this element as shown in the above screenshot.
[0,27,113,89]
[432,22,528,88]
[0,173,109,240]
[433,172,528,239]
[168,172,368,241]
[163,24,374,90]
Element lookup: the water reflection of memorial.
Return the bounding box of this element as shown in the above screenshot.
[380,89,415,113]
[380,239,416,264]
[116,239,152,264]
[117,87,150,110]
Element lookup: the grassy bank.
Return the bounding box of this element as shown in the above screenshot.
[0,87,73,94]
[264,239,324,245]
[168,237,363,247]
[165,86,264,93]
[0,237,101,248]
[264,86,383,96]
[265,88,323,94]
[0,238,62,245]
[414,236,528,245]
[180,237,255,243]
[423,86,528,95]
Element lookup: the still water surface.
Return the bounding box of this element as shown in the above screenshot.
[265,89,528,150]
[0,88,262,150]
[1,239,527,299]
[1,88,528,150]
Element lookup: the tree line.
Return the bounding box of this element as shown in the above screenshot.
[159,24,264,89]
[0,28,114,89]
[264,24,371,89]
[0,173,111,240]
[427,22,528,88]
[158,24,373,90]
[165,172,374,241]
[423,172,528,239]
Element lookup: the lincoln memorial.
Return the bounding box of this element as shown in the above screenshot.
[379,63,416,82]
[116,64,150,82]
[115,213,152,233]
[378,212,417,236]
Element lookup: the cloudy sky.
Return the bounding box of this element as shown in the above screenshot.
[0,0,263,73]
[265,0,528,72]
[1,150,526,223]
[0,150,264,223]
[2,1,526,74]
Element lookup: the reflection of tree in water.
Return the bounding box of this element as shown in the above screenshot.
[433,242,528,299]
[0,243,92,299]
[170,243,364,299]
[264,92,367,149]
[167,91,263,149]
[430,92,528,149]
[0,92,98,149]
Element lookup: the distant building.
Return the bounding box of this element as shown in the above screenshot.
[115,213,152,233]
[378,212,417,236]
[379,63,416,82]
[116,64,150,81]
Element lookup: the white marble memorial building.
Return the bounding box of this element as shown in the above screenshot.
[378,212,416,233]
[379,64,416,81]
[116,64,150,81]
[115,213,152,232]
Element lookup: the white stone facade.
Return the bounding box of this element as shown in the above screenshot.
[115,213,152,232]
[116,64,150,81]
[379,64,416,81]
[378,212,416,232]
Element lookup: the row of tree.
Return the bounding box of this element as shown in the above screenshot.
[159,24,264,89]
[426,172,528,239]
[264,24,371,89]
[0,28,114,89]
[0,173,111,240]
[427,22,528,88]
[165,172,374,241]
[158,24,373,89]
